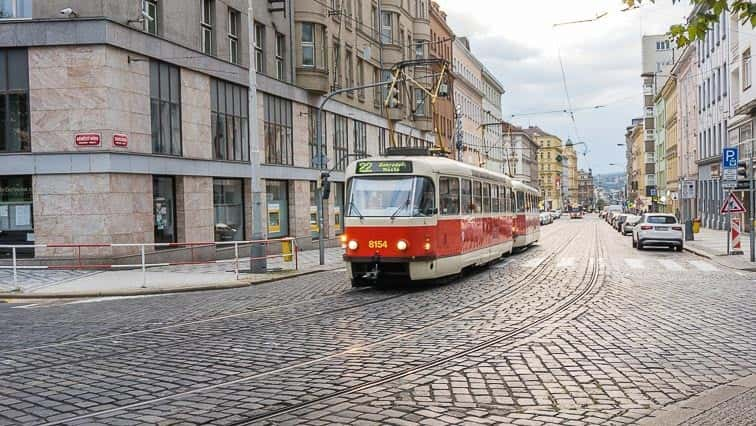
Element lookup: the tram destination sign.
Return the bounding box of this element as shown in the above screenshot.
[356,161,413,174]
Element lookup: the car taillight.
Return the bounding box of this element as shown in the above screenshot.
[672,226,682,231]
[640,225,653,230]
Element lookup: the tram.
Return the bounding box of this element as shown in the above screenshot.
[511,181,541,248]
[342,149,541,286]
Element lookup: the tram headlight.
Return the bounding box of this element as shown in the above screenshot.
[396,240,409,251]
[423,242,431,251]
[340,235,348,249]
[347,240,359,250]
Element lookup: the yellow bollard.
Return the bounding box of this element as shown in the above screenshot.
[282,240,293,262]
[692,219,701,234]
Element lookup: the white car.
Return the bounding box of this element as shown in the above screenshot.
[540,212,552,225]
[550,209,562,219]
[632,213,684,251]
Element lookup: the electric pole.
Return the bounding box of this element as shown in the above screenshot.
[248,1,266,272]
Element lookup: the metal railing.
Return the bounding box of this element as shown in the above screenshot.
[0,237,298,290]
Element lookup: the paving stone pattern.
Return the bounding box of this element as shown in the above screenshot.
[0,219,755,425]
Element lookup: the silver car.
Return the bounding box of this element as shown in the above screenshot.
[622,215,640,235]
[632,213,684,251]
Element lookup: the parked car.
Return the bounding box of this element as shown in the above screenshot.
[551,209,562,219]
[622,215,641,235]
[614,214,629,231]
[540,211,553,225]
[569,208,583,219]
[632,213,684,251]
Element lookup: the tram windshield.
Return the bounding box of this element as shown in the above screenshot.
[347,176,436,217]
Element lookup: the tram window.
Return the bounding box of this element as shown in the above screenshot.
[492,185,500,213]
[516,191,525,213]
[461,179,472,214]
[439,176,460,215]
[482,183,491,213]
[346,176,435,217]
[501,186,508,213]
[472,181,482,213]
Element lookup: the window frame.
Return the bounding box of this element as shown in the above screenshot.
[201,0,215,55]
[301,22,316,68]
[275,32,286,80]
[263,94,293,165]
[0,0,31,20]
[439,176,460,216]
[228,8,240,64]
[211,78,249,162]
[142,0,158,34]
[254,22,266,73]
[149,60,182,156]
[333,114,349,171]
[0,48,31,153]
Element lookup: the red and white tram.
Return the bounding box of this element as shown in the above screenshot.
[511,181,541,249]
[342,151,540,286]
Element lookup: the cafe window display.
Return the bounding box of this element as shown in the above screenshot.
[153,176,176,244]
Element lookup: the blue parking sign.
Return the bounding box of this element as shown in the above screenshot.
[723,147,739,169]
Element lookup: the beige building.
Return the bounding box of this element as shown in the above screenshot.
[673,44,699,223]
[660,74,679,215]
[563,141,579,207]
[452,37,485,166]
[526,127,563,210]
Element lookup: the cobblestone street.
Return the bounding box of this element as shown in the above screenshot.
[1,216,755,425]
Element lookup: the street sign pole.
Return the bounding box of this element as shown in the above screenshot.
[750,137,755,262]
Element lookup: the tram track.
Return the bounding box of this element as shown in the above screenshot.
[41,228,582,426]
[5,223,567,376]
[230,224,604,425]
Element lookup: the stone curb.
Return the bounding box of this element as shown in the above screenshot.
[683,244,756,272]
[638,374,756,425]
[0,267,343,300]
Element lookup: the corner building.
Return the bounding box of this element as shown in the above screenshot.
[0,0,451,258]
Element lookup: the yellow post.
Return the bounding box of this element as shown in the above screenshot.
[282,240,293,262]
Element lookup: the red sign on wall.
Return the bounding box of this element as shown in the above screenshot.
[75,133,101,146]
[113,133,128,147]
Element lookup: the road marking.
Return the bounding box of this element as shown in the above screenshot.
[688,260,718,272]
[657,259,685,271]
[523,257,543,268]
[557,257,575,268]
[624,258,645,269]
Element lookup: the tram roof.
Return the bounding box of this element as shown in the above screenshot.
[348,155,537,193]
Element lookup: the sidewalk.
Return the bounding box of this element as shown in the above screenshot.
[0,246,345,299]
[684,226,756,271]
[639,374,756,425]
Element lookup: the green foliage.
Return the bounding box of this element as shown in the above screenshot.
[623,0,756,46]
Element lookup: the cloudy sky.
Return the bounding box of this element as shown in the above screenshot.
[436,0,692,175]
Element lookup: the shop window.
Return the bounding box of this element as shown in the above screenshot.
[266,180,289,238]
[150,60,182,155]
[211,78,249,162]
[264,94,293,165]
[0,48,30,153]
[333,182,344,234]
[213,178,244,241]
[310,181,320,239]
[0,175,32,257]
[153,176,177,244]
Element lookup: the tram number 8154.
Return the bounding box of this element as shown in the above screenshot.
[368,240,388,249]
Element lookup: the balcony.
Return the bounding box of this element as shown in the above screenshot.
[296,68,329,94]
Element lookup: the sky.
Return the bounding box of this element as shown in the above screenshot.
[435,0,692,175]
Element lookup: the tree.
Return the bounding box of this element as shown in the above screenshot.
[623,0,756,46]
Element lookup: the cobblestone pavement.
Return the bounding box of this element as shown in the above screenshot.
[0,217,754,425]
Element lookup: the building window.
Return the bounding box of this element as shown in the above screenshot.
[275,32,285,80]
[378,127,387,154]
[0,176,33,252]
[373,68,382,108]
[345,48,354,91]
[149,60,181,155]
[228,8,240,64]
[414,88,426,116]
[153,176,177,244]
[356,0,363,24]
[211,78,249,162]
[201,0,215,55]
[333,181,344,234]
[266,180,289,238]
[380,11,393,44]
[301,23,315,67]
[744,48,752,90]
[142,0,158,34]
[332,41,341,88]
[333,115,348,170]
[0,49,30,153]
[264,94,293,165]
[213,178,244,241]
[353,120,367,159]
[254,22,265,73]
[356,58,365,99]
[0,0,30,19]
[308,106,327,168]
[415,41,423,59]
